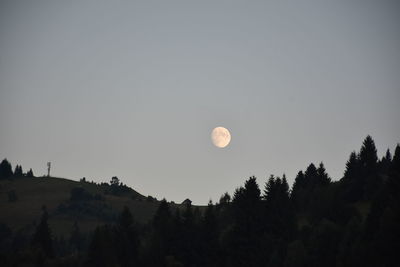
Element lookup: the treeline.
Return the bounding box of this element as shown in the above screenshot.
[1,136,399,266]
[0,158,34,179]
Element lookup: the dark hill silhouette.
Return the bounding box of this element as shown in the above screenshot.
[0,136,399,267]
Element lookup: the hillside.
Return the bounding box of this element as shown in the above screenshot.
[0,136,399,267]
[0,176,168,236]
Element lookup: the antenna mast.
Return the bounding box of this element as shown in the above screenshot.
[47,162,51,177]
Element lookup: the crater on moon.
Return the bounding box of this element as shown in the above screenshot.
[211,127,231,148]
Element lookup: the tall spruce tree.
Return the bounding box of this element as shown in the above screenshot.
[359,135,378,174]
[32,207,54,258]
[317,162,331,185]
[359,136,381,200]
[150,199,174,265]
[228,176,263,267]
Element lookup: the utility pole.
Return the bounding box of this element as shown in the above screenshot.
[47,162,51,177]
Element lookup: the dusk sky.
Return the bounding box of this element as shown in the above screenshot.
[1,0,399,204]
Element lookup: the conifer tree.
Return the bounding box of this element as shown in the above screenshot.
[228,176,263,267]
[304,163,318,186]
[152,199,173,265]
[359,135,378,174]
[14,165,23,177]
[317,162,331,185]
[32,207,54,258]
[391,144,400,174]
[359,136,381,200]
[0,159,13,179]
[291,171,305,209]
[343,151,359,180]
[201,201,219,267]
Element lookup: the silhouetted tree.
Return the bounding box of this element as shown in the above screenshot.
[391,144,400,174]
[340,151,363,202]
[0,159,13,179]
[291,171,306,209]
[359,136,381,200]
[227,176,263,267]
[379,148,392,174]
[317,162,331,185]
[32,207,54,258]
[14,165,23,177]
[179,200,202,266]
[359,135,378,174]
[110,176,120,186]
[292,163,327,212]
[264,175,295,242]
[150,199,174,265]
[26,168,34,177]
[219,192,231,205]
[201,201,220,267]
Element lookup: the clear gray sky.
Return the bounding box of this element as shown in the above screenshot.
[1,0,399,204]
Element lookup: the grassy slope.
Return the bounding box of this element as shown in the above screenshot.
[0,177,164,236]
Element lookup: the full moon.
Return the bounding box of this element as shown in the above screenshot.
[211,127,231,148]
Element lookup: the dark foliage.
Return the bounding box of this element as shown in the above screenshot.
[26,168,34,177]
[31,207,54,259]
[0,158,13,179]
[1,136,399,267]
[14,165,23,177]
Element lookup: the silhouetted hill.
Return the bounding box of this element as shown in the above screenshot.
[0,176,176,236]
[0,136,399,266]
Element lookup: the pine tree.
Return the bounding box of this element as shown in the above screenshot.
[201,201,219,267]
[152,199,173,265]
[304,163,318,186]
[340,151,363,202]
[228,176,263,267]
[391,144,400,174]
[317,162,331,185]
[343,151,359,181]
[359,136,381,200]
[14,165,23,177]
[263,175,295,241]
[0,159,13,179]
[291,171,305,209]
[32,207,54,258]
[359,135,378,174]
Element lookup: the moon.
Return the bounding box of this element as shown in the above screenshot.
[211,127,231,148]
